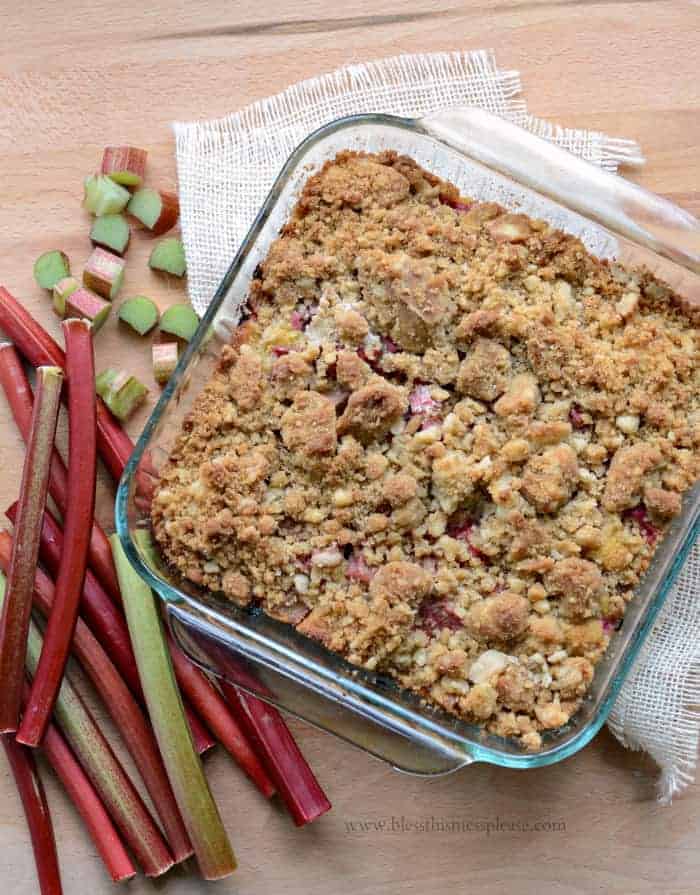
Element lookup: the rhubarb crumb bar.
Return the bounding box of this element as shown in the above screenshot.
[152,150,699,750]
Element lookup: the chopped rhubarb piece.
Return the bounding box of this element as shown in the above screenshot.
[409,384,440,416]
[33,250,70,290]
[149,237,186,277]
[83,246,125,300]
[90,213,130,255]
[65,288,112,330]
[152,341,179,385]
[118,295,159,335]
[346,552,374,584]
[96,368,148,422]
[624,504,659,545]
[100,146,147,187]
[159,303,199,341]
[569,403,588,429]
[440,195,472,213]
[127,188,179,235]
[382,335,400,353]
[418,598,463,636]
[83,174,131,216]
[51,276,79,317]
[290,310,305,331]
[272,345,290,357]
[447,516,488,561]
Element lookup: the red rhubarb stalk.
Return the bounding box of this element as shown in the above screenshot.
[222,678,331,825]
[167,633,275,798]
[2,734,63,894]
[0,520,212,758]
[0,364,63,732]
[41,719,136,883]
[0,342,123,604]
[1,529,193,863]
[19,319,96,747]
[0,286,133,480]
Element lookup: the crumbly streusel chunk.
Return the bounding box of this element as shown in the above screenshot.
[152,150,699,750]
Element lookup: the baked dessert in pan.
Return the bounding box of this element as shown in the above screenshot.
[152,151,699,749]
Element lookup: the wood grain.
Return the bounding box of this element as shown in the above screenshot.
[0,1,699,892]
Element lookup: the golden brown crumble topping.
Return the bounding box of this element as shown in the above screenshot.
[152,150,700,750]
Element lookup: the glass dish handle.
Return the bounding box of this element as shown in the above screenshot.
[417,108,700,274]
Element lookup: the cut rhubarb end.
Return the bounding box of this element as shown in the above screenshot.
[111,535,237,880]
[153,341,179,385]
[159,303,199,341]
[222,679,331,826]
[127,188,179,235]
[19,320,96,749]
[42,718,137,883]
[118,295,159,335]
[83,174,131,216]
[90,214,130,256]
[0,366,63,733]
[51,276,80,317]
[100,146,148,187]
[65,291,111,331]
[33,251,70,291]
[83,247,125,300]
[96,368,148,421]
[0,286,135,482]
[149,238,186,277]
[2,731,63,895]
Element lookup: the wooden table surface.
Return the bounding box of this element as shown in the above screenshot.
[1,1,699,893]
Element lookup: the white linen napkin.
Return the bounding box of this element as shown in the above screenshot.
[173,49,698,802]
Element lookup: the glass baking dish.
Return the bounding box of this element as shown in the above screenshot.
[116,109,700,775]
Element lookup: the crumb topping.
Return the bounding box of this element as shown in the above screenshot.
[152,150,699,750]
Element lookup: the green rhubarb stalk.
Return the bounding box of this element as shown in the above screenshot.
[110,534,237,880]
[149,238,186,277]
[0,366,63,733]
[34,252,70,290]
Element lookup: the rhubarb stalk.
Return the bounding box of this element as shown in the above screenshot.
[19,320,96,747]
[0,287,134,481]
[41,717,136,883]
[2,735,63,894]
[221,674,331,825]
[111,535,237,879]
[0,526,193,863]
[0,340,125,604]
[20,613,174,877]
[0,364,63,732]
[0,526,212,760]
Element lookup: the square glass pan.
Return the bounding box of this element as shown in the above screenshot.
[117,109,700,776]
